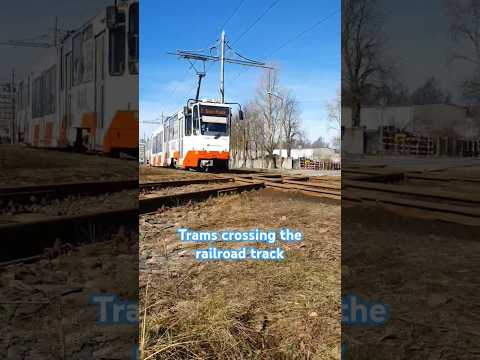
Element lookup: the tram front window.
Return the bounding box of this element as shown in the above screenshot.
[199,105,229,136]
[201,122,227,136]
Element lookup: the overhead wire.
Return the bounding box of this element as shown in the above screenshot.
[218,0,247,33]
[183,0,251,99]
[232,8,340,81]
[231,0,279,45]
[195,0,278,99]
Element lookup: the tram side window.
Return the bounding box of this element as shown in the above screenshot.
[27,77,30,110]
[60,47,63,90]
[82,26,94,82]
[65,53,72,89]
[185,115,192,136]
[109,12,126,76]
[17,81,23,110]
[47,66,56,114]
[32,77,40,118]
[31,66,56,118]
[173,117,178,139]
[128,2,139,75]
[72,33,82,85]
[192,106,199,134]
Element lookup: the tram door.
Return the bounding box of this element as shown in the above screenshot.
[179,115,184,163]
[95,32,105,148]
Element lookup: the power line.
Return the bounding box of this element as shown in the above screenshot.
[164,0,271,114]
[232,8,340,81]
[232,0,279,45]
[175,0,251,102]
[218,0,247,33]
[268,8,339,58]
[190,1,278,99]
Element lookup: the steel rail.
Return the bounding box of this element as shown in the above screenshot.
[0,179,138,205]
[140,182,264,214]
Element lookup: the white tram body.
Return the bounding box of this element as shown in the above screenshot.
[15,0,139,155]
[150,100,232,170]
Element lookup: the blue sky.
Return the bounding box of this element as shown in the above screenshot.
[140,0,340,143]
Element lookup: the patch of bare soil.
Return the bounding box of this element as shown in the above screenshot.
[0,230,138,359]
[342,205,480,359]
[139,188,340,359]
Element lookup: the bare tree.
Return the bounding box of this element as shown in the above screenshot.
[342,0,388,127]
[326,88,341,151]
[293,129,311,148]
[311,136,329,148]
[252,69,283,167]
[327,88,341,131]
[410,77,451,105]
[280,91,302,158]
[229,69,306,167]
[445,0,480,102]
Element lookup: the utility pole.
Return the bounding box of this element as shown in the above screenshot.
[267,87,285,168]
[268,71,273,167]
[168,31,273,103]
[219,30,225,103]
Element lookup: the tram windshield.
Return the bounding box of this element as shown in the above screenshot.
[199,105,229,136]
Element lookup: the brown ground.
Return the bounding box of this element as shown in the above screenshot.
[0,230,138,359]
[0,145,137,186]
[343,205,480,359]
[139,188,341,359]
[1,144,139,359]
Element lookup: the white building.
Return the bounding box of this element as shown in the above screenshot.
[273,147,338,161]
[342,104,479,139]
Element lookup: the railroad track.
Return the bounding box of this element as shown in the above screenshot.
[0,179,138,206]
[140,177,233,191]
[139,179,264,214]
[0,179,138,264]
[0,207,138,264]
[142,167,341,200]
[342,167,480,226]
[218,172,341,200]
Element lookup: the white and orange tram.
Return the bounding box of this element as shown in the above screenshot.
[150,100,242,170]
[15,0,139,156]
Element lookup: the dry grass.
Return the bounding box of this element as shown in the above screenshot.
[139,189,340,359]
[0,144,136,185]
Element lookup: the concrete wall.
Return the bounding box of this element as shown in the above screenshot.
[230,157,293,170]
[342,104,480,139]
[273,147,336,160]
